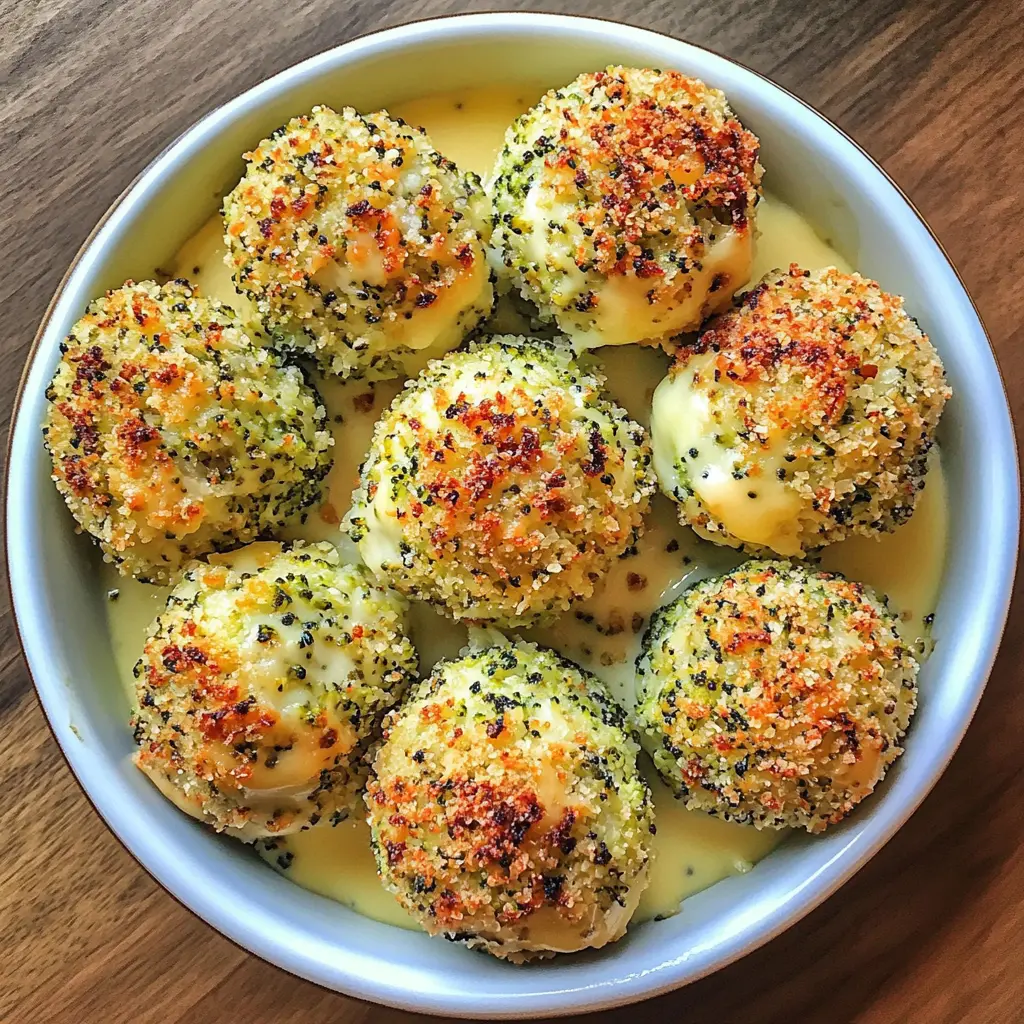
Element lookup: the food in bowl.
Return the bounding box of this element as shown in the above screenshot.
[35,62,954,970]
[489,66,763,349]
[131,540,417,839]
[10,10,1018,1012]
[365,637,654,959]
[650,265,950,556]
[223,105,494,380]
[346,333,654,626]
[634,559,918,832]
[41,280,334,583]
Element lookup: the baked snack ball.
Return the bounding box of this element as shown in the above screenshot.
[635,560,918,833]
[490,66,762,348]
[224,105,494,378]
[131,541,417,839]
[366,639,654,959]
[43,279,333,582]
[652,265,949,556]
[347,334,654,625]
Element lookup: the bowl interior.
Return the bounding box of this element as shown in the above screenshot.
[7,14,1018,1018]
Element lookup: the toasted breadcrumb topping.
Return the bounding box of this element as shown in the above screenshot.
[42,280,333,582]
[131,541,417,839]
[636,560,918,832]
[224,105,495,379]
[366,639,653,959]
[346,335,654,625]
[655,264,950,553]
[490,66,762,347]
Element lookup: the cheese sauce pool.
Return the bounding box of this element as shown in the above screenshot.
[105,85,948,933]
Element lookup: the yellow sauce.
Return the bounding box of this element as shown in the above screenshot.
[822,448,948,653]
[398,87,537,172]
[104,86,948,934]
[257,820,419,930]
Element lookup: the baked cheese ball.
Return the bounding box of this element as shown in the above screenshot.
[346,335,654,626]
[42,280,333,583]
[224,105,494,379]
[652,265,950,556]
[635,560,918,833]
[131,541,417,840]
[490,66,762,349]
[366,639,654,959]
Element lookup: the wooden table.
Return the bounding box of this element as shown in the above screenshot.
[2,1,1022,1020]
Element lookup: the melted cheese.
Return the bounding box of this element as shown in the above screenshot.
[358,476,406,577]
[585,228,750,348]
[651,362,804,555]
[103,85,947,937]
[638,773,780,919]
[515,182,752,349]
[171,217,259,326]
[751,198,852,279]
[398,87,537,173]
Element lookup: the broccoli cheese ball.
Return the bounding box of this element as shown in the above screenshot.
[346,335,654,625]
[652,265,950,556]
[490,66,762,349]
[635,560,918,833]
[366,639,654,959]
[42,280,333,583]
[131,541,417,840]
[223,105,494,379]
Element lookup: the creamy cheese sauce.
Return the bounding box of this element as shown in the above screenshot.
[105,86,948,934]
[651,363,807,555]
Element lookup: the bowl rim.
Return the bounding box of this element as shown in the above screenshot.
[5,10,1020,1018]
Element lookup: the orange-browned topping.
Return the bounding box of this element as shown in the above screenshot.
[654,265,949,554]
[347,336,654,626]
[42,280,332,582]
[223,106,493,379]
[365,641,653,959]
[491,67,763,347]
[131,542,416,839]
[681,264,914,431]
[546,69,760,275]
[636,560,918,832]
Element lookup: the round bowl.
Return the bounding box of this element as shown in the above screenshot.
[6,12,1019,1018]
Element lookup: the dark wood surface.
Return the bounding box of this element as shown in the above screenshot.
[2,1,1022,1021]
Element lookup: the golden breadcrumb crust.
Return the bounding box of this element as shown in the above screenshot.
[224,105,494,379]
[366,640,653,959]
[132,541,416,839]
[42,280,333,582]
[656,264,950,554]
[346,335,654,625]
[491,66,762,346]
[636,560,918,832]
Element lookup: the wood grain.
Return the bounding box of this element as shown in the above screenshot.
[2,1,1022,1021]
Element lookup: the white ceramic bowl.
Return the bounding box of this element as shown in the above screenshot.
[7,13,1019,1018]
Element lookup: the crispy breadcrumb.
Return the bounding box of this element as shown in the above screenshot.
[224,105,494,379]
[652,265,950,555]
[346,335,654,626]
[490,66,762,348]
[366,638,654,959]
[42,280,333,583]
[131,541,417,840]
[635,560,918,832]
